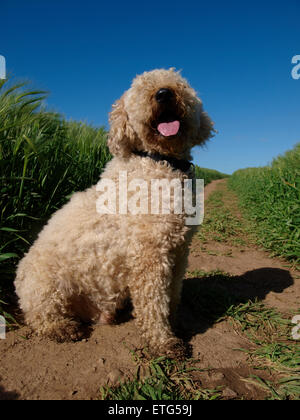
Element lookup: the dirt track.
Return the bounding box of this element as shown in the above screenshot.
[0,179,299,400]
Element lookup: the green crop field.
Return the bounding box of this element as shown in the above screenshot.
[195,166,229,186]
[229,143,300,266]
[0,79,111,305]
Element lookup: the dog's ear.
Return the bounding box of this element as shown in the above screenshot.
[108,95,138,157]
[191,97,215,146]
[198,110,215,144]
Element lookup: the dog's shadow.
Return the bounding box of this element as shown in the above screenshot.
[0,382,19,401]
[176,267,294,341]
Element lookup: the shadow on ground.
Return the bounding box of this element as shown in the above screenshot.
[177,267,294,341]
[0,382,19,400]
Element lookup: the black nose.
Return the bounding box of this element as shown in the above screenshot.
[155,88,174,103]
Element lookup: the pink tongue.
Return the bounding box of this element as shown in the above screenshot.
[157,120,180,137]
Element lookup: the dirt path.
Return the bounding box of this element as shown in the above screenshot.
[0,179,299,400]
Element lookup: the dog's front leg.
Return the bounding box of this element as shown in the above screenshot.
[128,248,186,359]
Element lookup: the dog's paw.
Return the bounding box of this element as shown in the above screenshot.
[165,338,188,360]
[45,320,85,343]
[153,338,188,360]
[97,311,116,325]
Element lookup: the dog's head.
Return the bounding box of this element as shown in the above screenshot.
[108,68,214,159]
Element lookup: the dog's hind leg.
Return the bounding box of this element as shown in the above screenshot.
[23,289,84,342]
[15,267,84,342]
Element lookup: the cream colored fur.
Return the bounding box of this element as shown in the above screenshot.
[14,69,214,357]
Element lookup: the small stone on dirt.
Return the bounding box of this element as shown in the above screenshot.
[107,369,123,385]
[210,371,225,381]
[222,387,238,399]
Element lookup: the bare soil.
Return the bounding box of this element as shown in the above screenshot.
[0,179,299,400]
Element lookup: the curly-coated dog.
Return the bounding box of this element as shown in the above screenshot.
[15,69,214,358]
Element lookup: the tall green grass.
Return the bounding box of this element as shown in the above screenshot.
[0,79,111,293]
[229,144,300,265]
[195,166,229,186]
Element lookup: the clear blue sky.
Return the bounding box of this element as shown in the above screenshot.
[1,0,300,174]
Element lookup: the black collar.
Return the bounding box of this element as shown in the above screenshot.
[133,150,193,173]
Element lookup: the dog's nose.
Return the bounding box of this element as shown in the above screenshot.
[155,88,174,103]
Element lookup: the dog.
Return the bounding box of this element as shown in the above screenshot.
[15,68,214,358]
